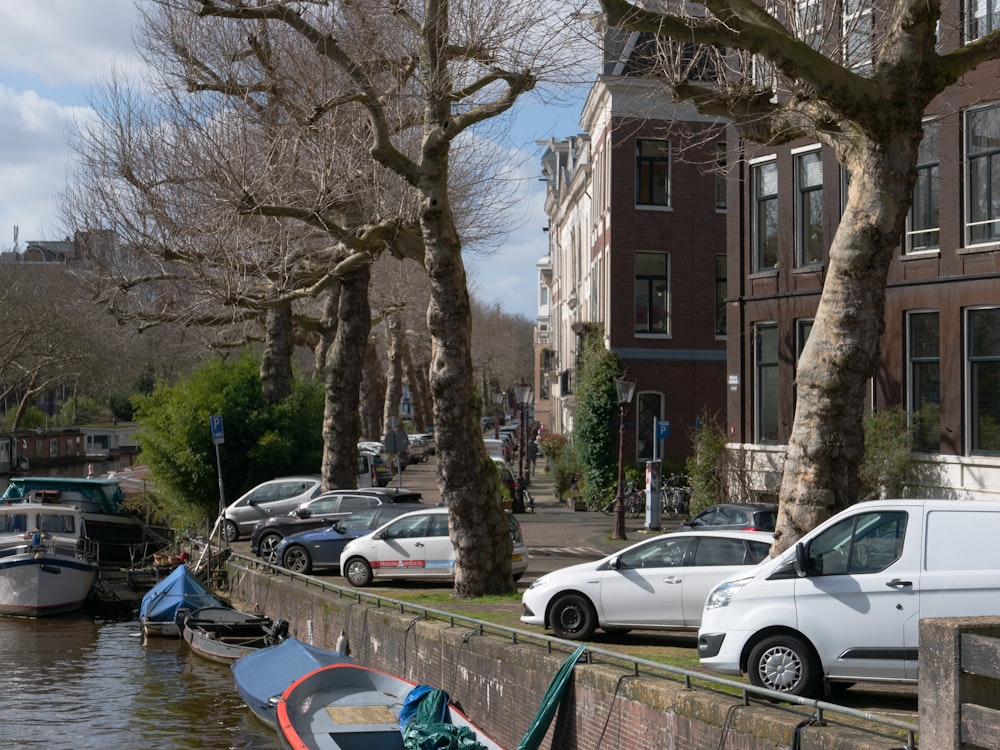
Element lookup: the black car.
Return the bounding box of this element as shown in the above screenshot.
[249,487,423,561]
[677,502,778,532]
[276,504,423,574]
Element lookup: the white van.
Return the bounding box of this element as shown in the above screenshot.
[483,438,506,461]
[697,498,1000,697]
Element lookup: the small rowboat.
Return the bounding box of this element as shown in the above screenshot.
[181,605,288,664]
[231,638,352,728]
[276,663,502,750]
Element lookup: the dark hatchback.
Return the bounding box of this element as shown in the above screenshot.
[275,504,422,574]
[677,503,778,532]
[250,487,423,561]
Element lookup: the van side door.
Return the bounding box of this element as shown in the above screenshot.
[795,510,915,682]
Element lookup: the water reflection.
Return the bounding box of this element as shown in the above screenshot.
[0,617,280,749]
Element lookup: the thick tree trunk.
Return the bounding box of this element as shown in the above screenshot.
[320,266,372,490]
[773,135,919,553]
[260,301,294,403]
[421,184,513,597]
[359,337,384,441]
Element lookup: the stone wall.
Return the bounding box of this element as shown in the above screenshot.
[227,563,913,750]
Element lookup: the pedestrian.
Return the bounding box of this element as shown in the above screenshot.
[527,439,538,476]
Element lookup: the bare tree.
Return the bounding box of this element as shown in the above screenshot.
[191,0,584,595]
[597,0,1000,551]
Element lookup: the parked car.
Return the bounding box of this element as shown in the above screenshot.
[678,503,778,532]
[698,499,1000,698]
[520,530,773,641]
[361,450,394,487]
[222,476,324,542]
[249,487,424,561]
[275,504,423,574]
[339,507,529,587]
[411,433,435,456]
[406,436,429,463]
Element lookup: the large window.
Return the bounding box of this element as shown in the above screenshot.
[637,392,663,462]
[968,307,1000,454]
[636,139,671,207]
[908,312,941,452]
[634,252,670,334]
[795,149,824,266]
[755,323,780,443]
[966,105,1000,245]
[752,160,779,271]
[967,0,1000,40]
[907,122,940,252]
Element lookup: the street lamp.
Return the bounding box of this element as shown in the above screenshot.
[513,380,532,513]
[493,391,504,440]
[611,372,636,541]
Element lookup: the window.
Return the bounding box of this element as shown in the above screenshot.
[967,0,1000,40]
[797,0,824,49]
[715,255,727,336]
[805,511,907,575]
[795,149,824,266]
[755,322,779,443]
[620,536,692,569]
[907,122,940,252]
[968,307,1000,454]
[843,0,872,74]
[908,312,940,451]
[637,392,663,462]
[636,139,671,207]
[634,252,670,334]
[752,160,779,271]
[967,105,1000,245]
[715,143,727,210]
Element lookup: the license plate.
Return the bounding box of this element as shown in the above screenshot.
[511,554,523,562]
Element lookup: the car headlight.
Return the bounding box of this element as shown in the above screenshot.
[527,575,550,590]
[704,577,751,609]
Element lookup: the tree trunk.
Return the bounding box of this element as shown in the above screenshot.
[773,135,919,553]
[359,337,384,441]
[260,301,294,403]
[383,311,404,433]
[320,266,372,490]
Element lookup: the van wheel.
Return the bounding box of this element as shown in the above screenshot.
[748,635,821,698]
[344,557,373,587]
[549,594,597,640]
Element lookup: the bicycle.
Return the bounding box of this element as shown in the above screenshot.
[661,474,692,516]
[602,480,645,518]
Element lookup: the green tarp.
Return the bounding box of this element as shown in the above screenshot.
[516,645,587,750]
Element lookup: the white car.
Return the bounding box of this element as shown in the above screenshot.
[339,507,529,587]
[521,530,773,640]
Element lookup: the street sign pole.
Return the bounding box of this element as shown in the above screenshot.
[210,415,226,546]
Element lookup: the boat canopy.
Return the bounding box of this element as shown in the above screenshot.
[1,477,128,516]
[139,564,223,623]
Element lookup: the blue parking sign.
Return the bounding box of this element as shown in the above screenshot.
[210,415,225,445]
[657,419,670,440]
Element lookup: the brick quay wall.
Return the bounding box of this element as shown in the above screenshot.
[224,561,913,750]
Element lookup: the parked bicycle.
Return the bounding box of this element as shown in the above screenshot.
[602,479,645,518]
[661,474,692,517]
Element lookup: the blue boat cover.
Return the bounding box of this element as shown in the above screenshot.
[231,637,352,724]
[139,564,224,623]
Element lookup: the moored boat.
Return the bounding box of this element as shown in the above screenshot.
[0,476,159,566]
[232,637,353,729]
[276,663,502,750]
[0,503,99,617]
[139,563,225,637]
[181,605,288,664]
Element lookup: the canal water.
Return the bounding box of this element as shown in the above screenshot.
[0,614,281,749]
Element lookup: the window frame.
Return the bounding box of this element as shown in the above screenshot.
[967,306,1000,455]
[965,104,1000,247]
[633,252,671,335]
[906,120,940,253]
[907,310,941,452]
[751,158,779,272]
[794,147,824,267]
[754,322,780,444]
[635,139,672,208]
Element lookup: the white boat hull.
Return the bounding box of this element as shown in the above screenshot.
[0,552,98,617]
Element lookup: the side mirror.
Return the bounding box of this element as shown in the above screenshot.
[295,508,311,518]
[607,555,621,570]
[794,542,808,577]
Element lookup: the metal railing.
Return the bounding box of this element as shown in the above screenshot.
[221,546,918,749]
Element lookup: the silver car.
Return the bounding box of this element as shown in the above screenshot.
[222,476,323,542]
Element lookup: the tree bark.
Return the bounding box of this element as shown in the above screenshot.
[320,266,372,490]
[260,301,294,403]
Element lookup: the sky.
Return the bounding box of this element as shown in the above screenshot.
[0,0,590,321]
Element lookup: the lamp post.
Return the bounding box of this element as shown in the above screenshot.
[611,373,636,540]
[513,380,531,513]
[493,391,504,440]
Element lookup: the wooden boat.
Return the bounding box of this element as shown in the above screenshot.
[181,604,288,664]
[0,502,99,617]
[139,563,225,637]
[231,637,352,728]
[276,663,502,750]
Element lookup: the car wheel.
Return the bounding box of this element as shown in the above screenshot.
[747,634,822,698]
[344,557,373,587]
[223,520,240,543]
[282,545,313,574]
[259,533,282,563]
[548,593,597,640]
